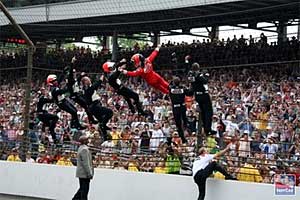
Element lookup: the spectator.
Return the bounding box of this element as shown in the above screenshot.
[150,123,164,153]
[36,151,52,164]
[165,148,181,174]
[238,132,251,158]
[120,126,132,154]
[260,138,279,159]
[112,161,126,170]
[237,158,263,183]
[140,124,151,152]
[25,151,35,163]
[56,151,73,166]
[6,148,21,162]
[154,161,167,174]
[110,125,121,147]
[128,156,139,172]
[238,118,255,136]
[206,133,218,153]
[250,131,263,153]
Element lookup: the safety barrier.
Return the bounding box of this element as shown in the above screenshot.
[0,161,299,200]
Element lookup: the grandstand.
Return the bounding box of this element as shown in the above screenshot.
[0,0,300,200]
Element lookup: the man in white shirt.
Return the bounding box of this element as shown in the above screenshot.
[192,144,236,200]
[150,123,164,152]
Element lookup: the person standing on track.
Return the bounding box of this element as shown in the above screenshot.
[73,135,94,200]
[120,47,169,94]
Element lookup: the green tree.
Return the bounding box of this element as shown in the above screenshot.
[118,34,150,49]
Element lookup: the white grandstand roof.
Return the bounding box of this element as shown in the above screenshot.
[0,0,242,26]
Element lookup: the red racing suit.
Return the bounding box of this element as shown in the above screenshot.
[126,49,169,94]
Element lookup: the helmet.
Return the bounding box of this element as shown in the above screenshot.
[46,74,57,86]
[102,62,115,73]
[131,54,144,68]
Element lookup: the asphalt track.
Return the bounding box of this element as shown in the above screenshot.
[0,194,51,200]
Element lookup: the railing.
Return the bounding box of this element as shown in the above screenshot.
[0,135,298,184]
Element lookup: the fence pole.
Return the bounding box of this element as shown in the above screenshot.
[0,1,36,160]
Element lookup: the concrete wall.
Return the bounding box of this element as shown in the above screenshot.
[0,161,298,200]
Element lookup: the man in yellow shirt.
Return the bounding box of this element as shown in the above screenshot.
[154,161,167,174]
[237,159,262,183]
[56,152,73,166]
[110,126,121,146]
[6,148,22,162]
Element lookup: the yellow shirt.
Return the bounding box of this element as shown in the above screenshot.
[257,112,269,130]
[154,167,167,174]
[7,155,22,162]
[110,131,121,145]
[206,136,217,153]
[128,162,139,172]
[56,158,73,166]
[237,164,262,183]
[214,172,225,180]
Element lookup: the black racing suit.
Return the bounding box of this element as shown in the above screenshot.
[108,62,146,115]
[169,83,191,143]
[50,86,83,130]
[188,71,213,135]
[66,65,96,124]
[36,95,58,141]
[83,80,113,141]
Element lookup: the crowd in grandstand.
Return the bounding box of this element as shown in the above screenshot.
[0,35,300,185]
[1,34,299,73]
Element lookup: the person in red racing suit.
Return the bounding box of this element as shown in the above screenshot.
[121,47,169,94]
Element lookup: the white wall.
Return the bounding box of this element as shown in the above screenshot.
[0,161,298,200]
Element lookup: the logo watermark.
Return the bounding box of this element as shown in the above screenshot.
[274,174,296,196]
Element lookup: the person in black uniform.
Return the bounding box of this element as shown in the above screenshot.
[64,62,97,124]
[81,75,113,141]
[187,61,214,136]
[36,87,59,143]
[169,76,192,144]
[46,74,85,130]
[102,59,146,115]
